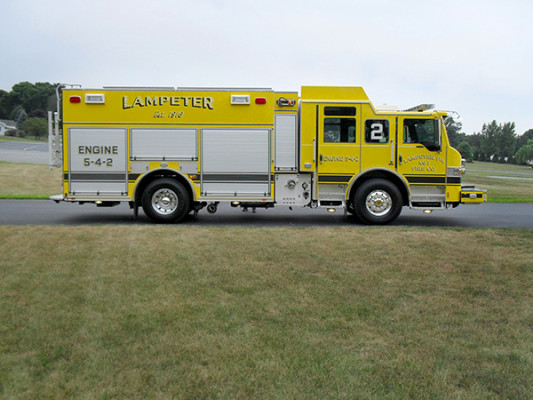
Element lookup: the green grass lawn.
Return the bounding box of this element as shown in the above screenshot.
[463,161,533,202]
[1,226,532,399]
[0,162,62,198]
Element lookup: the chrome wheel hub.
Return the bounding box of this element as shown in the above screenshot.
[152,188,178,215]
[365,190,392,217]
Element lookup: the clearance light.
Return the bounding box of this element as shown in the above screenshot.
[231,95,250,105]
[70,96,82,103]
[424,209,432,214]
[327,208,336,213]
[255,97,267,105]
[85,94,105,104]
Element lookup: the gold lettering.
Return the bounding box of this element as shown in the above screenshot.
[192,97,202,108]
[122,96,133,109]
[203,96,214,109]
[145,97,158,106]
[123,95,214,110]
[132,96,144,107]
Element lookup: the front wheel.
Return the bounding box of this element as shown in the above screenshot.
[352,179,402,225]
[141,178,190,223]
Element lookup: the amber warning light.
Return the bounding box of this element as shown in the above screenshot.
[277,97,295,107]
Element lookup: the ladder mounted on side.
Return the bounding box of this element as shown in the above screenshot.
[402,103,435,112]
[48,110,61,168]
[48,84,81,169]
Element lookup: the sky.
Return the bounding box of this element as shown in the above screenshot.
[1,0,532,135]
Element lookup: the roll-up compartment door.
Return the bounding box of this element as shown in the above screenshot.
[68,128,128,196]
[201,128,271,197]
[131,128,197,161]
[275,114,297,170]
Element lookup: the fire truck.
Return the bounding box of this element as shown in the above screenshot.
[49,85,486,224]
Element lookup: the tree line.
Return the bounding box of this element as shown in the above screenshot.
[1,81,532,164]
[446,119,533,165]
[0,82,57,139]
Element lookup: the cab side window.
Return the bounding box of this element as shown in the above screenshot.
[403,119,440,151]
[365,120,389,144]
[324,107,356,143]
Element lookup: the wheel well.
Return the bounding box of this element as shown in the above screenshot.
[134,170,194,206]
[348,170,409,206]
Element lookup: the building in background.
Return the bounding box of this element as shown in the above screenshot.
[0,119,16,136]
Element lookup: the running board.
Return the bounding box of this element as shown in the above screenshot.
[410,202,446,210]
[318,200,345,208]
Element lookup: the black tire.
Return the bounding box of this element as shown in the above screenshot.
[141,178,190,223]
[352,179,402,225]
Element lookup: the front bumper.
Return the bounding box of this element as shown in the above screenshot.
[460,185,487,203]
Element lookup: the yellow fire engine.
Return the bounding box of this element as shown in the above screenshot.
[49,85,487,224]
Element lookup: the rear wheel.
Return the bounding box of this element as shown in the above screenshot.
[352,179,402,225]
[141,178,190,223]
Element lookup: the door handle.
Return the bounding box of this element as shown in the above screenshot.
[399,154,403,165]
[320,153,323,164]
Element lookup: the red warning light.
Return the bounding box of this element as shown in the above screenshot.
[70,96,82,104]
[255,97,267,105]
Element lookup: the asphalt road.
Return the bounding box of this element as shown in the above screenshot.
[0,200,531,228]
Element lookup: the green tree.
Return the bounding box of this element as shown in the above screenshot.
[22,117,48,139]
[445,117,466,148]
[516,140,533,165]
[480,121,500,161]
[0,90,8,118]
[516,129,533,149]
[0,82,57,120]
[466,133,483,160]
[497,122,517,161]
[457,141,473,162]
[11,105,28,129]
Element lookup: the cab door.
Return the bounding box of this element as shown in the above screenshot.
[317,104,361,192]
[397,117,447,205]
[360,104,396,173]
